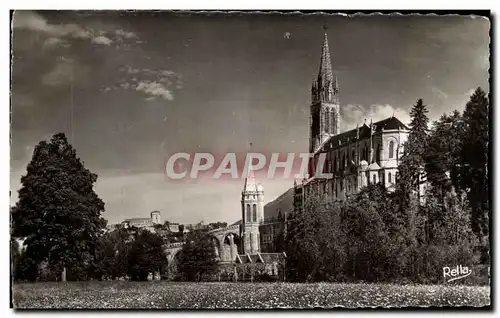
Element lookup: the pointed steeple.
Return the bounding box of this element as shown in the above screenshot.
[318,26,334,86]
[242,142,261,193]
[312,25,338,106]
[243,168,258,192]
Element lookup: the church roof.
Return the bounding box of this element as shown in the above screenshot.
[315,116,409,154]
[373,116,409,132]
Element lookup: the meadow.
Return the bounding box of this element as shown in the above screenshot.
[12,281,490,309]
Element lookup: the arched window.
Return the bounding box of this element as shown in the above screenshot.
[246,204,251,222]
[352,151,355,162]
[388,172,392,184]
[326,110,331,133]
[252,204,257,222]
[389,141,395,159]
[342,154,346,169]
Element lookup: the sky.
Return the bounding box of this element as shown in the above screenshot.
[10,11,490,225]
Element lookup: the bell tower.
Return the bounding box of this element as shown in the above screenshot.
[310,26,340,153]
[240,166,264,254]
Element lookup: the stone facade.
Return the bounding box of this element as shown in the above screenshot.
[241,169,264,254]
[296,117,410,207]
[202,170,286,280]
[259,188,294,252]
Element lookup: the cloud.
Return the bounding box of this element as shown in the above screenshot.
[341,104,411,132]
[103,66,181,101]
[136,81,174,101]
[13,11,91,39]
[12,11,120,47]
[91,35,112,46]
[116,29,137,39]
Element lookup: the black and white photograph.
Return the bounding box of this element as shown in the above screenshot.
[9,10,491,309]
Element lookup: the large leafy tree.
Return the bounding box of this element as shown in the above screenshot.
[423,110,466,235]
[341,184,391,281]
[126,229,167,281]
[459,87,489,241]
[425,111,465,198]
[11,133,106,280]
[285,193,323,282]
[92,226,131,279]
[10,238,20,280]
[177,229,218,281]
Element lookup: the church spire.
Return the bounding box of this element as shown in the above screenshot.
[243,168,257,192]
[309,26,341,153]
[318,26,334,87]
[243,142,258,193]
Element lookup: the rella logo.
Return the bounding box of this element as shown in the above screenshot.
[443,265,472,282]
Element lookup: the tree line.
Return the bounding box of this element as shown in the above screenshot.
[285,87,489,284]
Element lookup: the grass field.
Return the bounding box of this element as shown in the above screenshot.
[12,281,490,309]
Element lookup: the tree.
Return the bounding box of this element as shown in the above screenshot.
[126,229,167,281]
[285,192,323,282]
[421,190,481,282]
[341,184,391,281]
[400,99,430,195]
[177,230,218,281]
[208,222,228,230]
[422,110,466,238]
[11,238,20,281]
[425,111,465,201]
[14,249,39,282]
[396,99,431,244]
[11,133,106,281]
[459,87,489,242]
[92,226,131,280]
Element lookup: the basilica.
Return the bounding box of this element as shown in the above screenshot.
[163,29,412,281]
[199,29,410,274]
